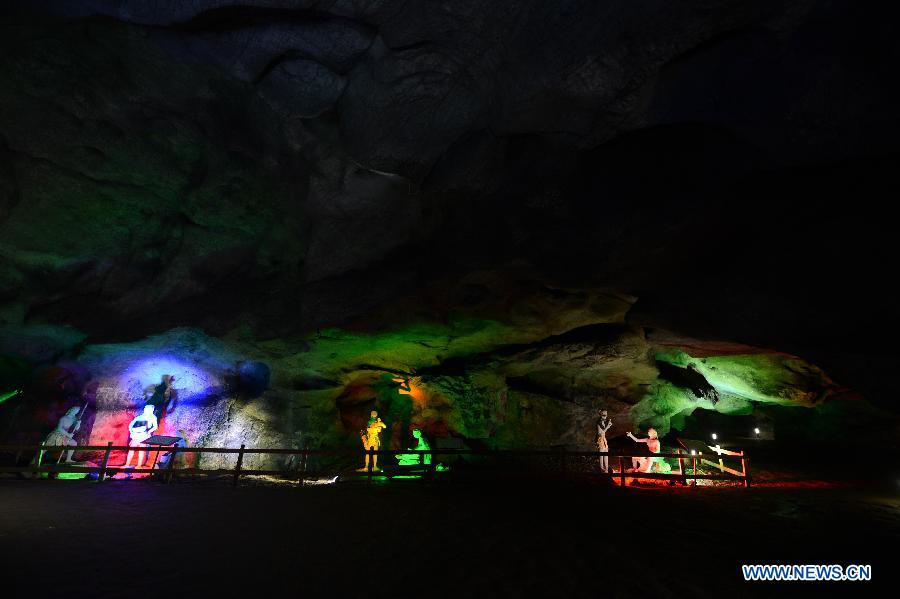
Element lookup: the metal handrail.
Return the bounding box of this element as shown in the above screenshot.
[0,444,734,459]
[0,443,750,487]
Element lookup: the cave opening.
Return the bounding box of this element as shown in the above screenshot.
[655,359,720,403]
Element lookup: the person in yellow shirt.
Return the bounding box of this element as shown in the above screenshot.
[358,410,386,471]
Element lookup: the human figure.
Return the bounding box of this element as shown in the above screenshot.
[596,409,613,473]
[626,428,660,473]
[39,406,83,464]
[124,405,158,468]
[144,374,176,421]
[358,410,386,471]
[396,428,431,466]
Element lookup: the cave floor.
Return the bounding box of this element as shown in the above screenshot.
[1,478,895,598]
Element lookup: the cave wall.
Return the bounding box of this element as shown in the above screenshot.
[0,287,858,464]
[1,1,898,456]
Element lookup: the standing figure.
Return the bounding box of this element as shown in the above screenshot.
[626,428,660,473]
[144,375,175,421]
[39,406,83,465]
[596,409,613,473]
[124,405,158,468]
[358,410,386,472]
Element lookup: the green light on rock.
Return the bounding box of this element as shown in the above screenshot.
[0,389,21,404]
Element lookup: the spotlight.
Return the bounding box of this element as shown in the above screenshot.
[754,427,760,436]
[711,433,718,441]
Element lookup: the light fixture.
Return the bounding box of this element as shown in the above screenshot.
[690,450,696,456]
[754,427,760,436]
[711,433,718,441]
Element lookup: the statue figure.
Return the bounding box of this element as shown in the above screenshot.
[596,409,613,473]
[395,428,432,466]
[358,410,386,472]
[626,428,660,473]
[144,374,176,421]
[39,405,84,464]
[124,405,158,468]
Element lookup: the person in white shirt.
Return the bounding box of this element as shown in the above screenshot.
[124,405,158,468]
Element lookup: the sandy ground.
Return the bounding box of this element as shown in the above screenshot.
[0,477,896,599]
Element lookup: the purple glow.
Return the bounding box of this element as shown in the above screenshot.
[119,354,222,402]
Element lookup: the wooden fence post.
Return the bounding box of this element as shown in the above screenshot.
[741,452,750,488]
[98,441,113,482]
[233,444,245,487]
[35,441,45,469]
[297,449,307,487]
[692,455,697,486]
[165,447,178,484]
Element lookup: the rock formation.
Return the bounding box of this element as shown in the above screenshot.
[1,1,897,462]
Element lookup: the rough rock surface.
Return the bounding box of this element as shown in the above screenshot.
[0,293,853,467]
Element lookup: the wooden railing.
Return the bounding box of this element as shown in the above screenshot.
[0,444,750,487]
